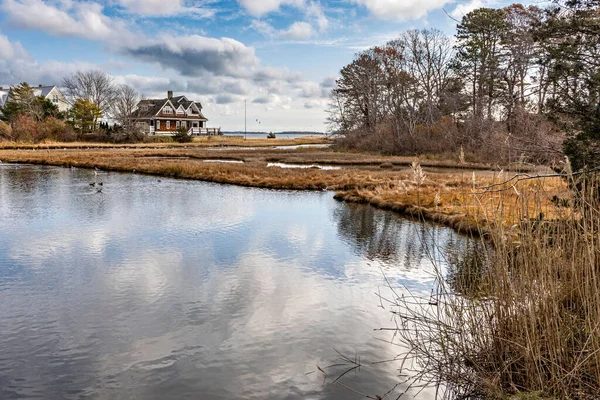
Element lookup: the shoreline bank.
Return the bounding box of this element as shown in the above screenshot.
[0,144,566,237]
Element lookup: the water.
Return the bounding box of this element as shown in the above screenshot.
[0,164,468,399]
[223,133,327,140]
[267,163,342,170]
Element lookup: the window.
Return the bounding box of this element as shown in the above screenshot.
[176,121,180,129]
[156,121,160,129]
[166,121,170,129]
[163,106,172,114]
[182,121,187,129]
[52,95,59,104]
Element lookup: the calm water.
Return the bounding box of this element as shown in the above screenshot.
[0,164,467,399]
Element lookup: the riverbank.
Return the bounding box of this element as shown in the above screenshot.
[0,135,331,150]
[2,141,592,399]
[0,139,568,235]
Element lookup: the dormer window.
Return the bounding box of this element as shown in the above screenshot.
[163,105,173,114]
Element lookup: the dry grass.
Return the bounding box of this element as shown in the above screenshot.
[0,135,331,149]
[382,175,600,399]
[0,146,566,233]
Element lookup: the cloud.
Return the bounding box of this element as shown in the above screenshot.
[237,0,304,16]
[0,31,29,60]
[304,99,327,109]
[353,0,452,20]
[214,94,241,104]
[121,35,259,77]
[451,0,495,18]
[115,0,216,17]
[305,1,328,31]
[247,1,328,40]
[296,81,322,98]
[281,21,315,39]
[1,0,134,43]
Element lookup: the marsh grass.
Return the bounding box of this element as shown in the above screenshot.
[385,175,600,399]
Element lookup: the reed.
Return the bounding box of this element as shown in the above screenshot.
[385,174,600,399]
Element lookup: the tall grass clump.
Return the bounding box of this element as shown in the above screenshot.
[389,175,600,399]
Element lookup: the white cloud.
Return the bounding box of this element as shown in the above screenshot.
[116,0,215,17]
[281,21,315,39]
[296,81,322,98]
[353,0,452,20]
[451,0,496,18]
[0,31,29,60]
[237,0,304,16]
[305,1,328,31]
[1,0,135,44]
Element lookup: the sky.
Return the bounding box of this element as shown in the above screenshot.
[0,0,538,132]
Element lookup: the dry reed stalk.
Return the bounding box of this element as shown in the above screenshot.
[384,174,600,399]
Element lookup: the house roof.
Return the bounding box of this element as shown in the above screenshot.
[133,95,207,120]
[132,98,170,119]
[32,86,56,98]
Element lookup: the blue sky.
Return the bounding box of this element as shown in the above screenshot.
[0,0,538,131]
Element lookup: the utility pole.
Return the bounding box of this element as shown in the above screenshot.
[244,99,247,140]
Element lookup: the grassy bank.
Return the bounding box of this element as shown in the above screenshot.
[0,136,331,150]
[2,140,593,398]
[0,143,567,235]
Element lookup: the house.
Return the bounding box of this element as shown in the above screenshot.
[133,91,219,136]
[0,84,69,112]
[0,87,8,108]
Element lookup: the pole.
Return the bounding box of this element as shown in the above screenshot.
[244,99,247,140]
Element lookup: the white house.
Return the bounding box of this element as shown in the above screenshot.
[0,87,8,108]
[0,84,70,112]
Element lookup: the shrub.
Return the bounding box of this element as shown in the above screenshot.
[173,127,192,143]
[12,115,38,142]
[0,121,12,140]
[37,117,75,142]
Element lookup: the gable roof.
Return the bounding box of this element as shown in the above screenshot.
[33,86,57,98]
[133,94,207,120]
[132,98,170,119]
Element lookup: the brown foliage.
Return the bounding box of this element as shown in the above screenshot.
[0,121,12,141]
[37,117,76,142]
[12,115,38,142]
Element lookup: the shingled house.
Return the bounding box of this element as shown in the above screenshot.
[134,91,218,136]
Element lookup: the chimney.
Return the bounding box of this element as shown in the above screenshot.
[39,84,43,88]
[167,90,173,99]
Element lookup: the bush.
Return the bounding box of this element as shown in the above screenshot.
[37,117,75,142]
[0,121,12,140]
[267,132,276,139]
[12,115,38,142]
[173,127,192,143]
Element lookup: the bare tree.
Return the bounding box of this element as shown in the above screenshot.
[111,84,140,132]
[62,70,117,116]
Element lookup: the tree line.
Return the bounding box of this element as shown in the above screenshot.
[0,71,141,143]
[328,0,600,169]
